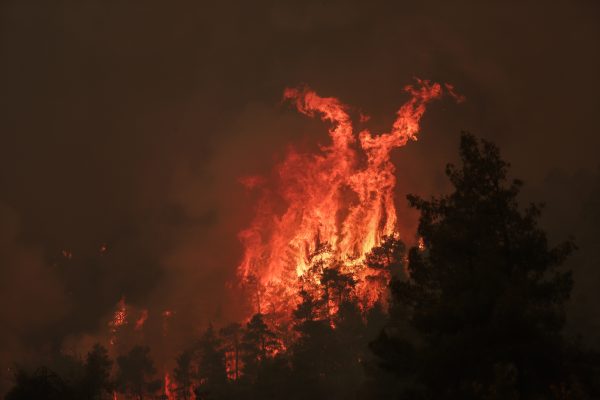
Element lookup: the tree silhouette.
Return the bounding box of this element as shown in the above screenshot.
[289,262,377,400]
[320,263,356,316]
[173,349,194,400]
[80,344,113,400]
[364,234,406,273]
[370,133,592,399]
[194,324,227,399]
[290,287,334,397]
[115,345,157,399]
[240,313,279,383]
[5,367,72,400]
[220,322,242,381]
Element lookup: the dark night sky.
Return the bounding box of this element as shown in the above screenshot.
[0,0,599,379]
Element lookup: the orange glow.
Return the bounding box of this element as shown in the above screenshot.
[225,350,237,380]
[164,373,175,400]
[108,297,127,345]
[135,309,148,330]
[239,175,266,190]
[418,237,425,251]
[162,309,173,336]
[238,79,457,321]
[99,243,108,254]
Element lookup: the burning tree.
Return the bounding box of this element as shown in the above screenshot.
[237,80,460,322]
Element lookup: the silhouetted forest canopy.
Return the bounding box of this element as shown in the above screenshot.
[5,134,600,399]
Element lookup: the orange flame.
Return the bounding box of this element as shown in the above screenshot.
[164,373,175,400]
[238,79,456,318]
[108,297,127,345]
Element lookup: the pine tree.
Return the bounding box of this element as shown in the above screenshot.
[240,313,279,383]
[173,350,194,400]
[115,345,157,400]
[371,133,586,399]
[195,324,227,399]
[220,322,242,381]
[81,344,113,399]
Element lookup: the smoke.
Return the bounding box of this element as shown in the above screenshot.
[0,204,68,376]
[0,0,598,385]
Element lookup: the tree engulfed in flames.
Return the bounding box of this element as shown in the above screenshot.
[238,79,458,320]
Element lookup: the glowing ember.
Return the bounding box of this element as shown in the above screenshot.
[99,243,108,254]
[164,373,175,400]
[108,297,127,345]
[225,350,237,380]
[238,79,455,319]
[162,309,173,336]
[418,237,426,251]
[135,309,148,330]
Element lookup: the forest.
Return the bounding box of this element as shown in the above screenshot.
[5,134,600,400]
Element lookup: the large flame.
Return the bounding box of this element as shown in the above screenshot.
[237,79,452,319]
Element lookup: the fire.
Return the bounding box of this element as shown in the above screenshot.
[109,297,127,345]
[418,237,426,251]
[61,249,73,259]
[135,309,148,330]
[99,243,108,254]
[164,373,175,400]
[238,79,455,319]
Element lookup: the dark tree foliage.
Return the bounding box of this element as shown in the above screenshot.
[115,345,157,400]
[370,133,598,399]
[364,234,406,273]
[80,344,113,400]
[194,324,227,399]
[220,322,242,381]
[240,313,280,383]
[4,344,115,400]
[320,264,356,315]
[246,354,291,400]
[173,350,194,400]
[5,367,72,400]
[290,288,337,398]
[286,249,376,400]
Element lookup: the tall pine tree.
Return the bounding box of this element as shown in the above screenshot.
[370,133,595,399]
